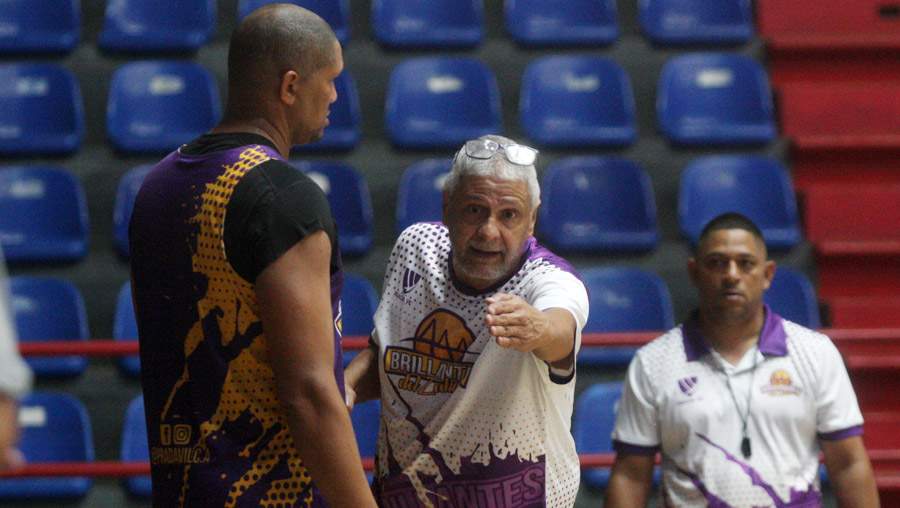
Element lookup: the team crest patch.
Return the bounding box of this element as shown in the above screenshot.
[761,369,802,396]
[678,376,698,396]
[402,268,422,293]
[384,309,477,395]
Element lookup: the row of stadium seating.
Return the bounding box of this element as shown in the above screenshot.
[0,154,801,263]
[1,265,830,379]
[1,53,782,155]
[0,0,757,54]
[7,371,900,501]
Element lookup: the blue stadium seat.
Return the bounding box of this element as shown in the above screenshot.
[114,282,141,378]
[120,396,151,498]
[395,158,451,234]
[657,53,775,145]
[678,155,801,249]
[113,165,152,258]
[579,268,674,367]
[292,71,360,152]
[0,63,83,155]
[0,392,94,499]
[765,267,822,329]
[0,0,80,54]
[0,166,89,263]
[99,0,216,53]
[107,61,221,154]
[238,0,350,44]
[351,399,380,483]
[538,157,658,252]
[520,56,636,148]
[505,0,618,47]
[9,277,88,377]
[385,57,501,149]
[573,382,621,489]
[372,0,483,48]
[290,161,373,256]
[639,0,753,45]
[341,274,379,366]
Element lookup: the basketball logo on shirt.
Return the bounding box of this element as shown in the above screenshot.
[384,309,476,395]
[761,369,802,396]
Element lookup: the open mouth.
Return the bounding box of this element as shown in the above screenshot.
[469,246,501,258]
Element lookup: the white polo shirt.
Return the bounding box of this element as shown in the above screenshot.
[613,307,863,507]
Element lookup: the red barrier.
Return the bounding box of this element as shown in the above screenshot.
[17,330,900,356]
[0,454,618,479]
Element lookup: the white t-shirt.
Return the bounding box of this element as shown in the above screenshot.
[613,307,863,507]
[371,223,589,508]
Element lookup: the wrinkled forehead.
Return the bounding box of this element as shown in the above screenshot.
[452,175,533,207]
[697,228,767,259]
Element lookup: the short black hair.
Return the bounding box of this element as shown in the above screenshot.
[696,212,766,253]
[225,4,337,117]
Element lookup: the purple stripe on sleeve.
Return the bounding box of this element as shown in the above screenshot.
[613,440,660,456]
[818,425,863,441]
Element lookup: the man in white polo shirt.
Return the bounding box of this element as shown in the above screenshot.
[605,213,878,507]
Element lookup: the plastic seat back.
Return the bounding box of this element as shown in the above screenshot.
[573,382,622,488]
[385,57,501,149]
[113,165,153,258]
[505,0,618,46]
[764,268,821,329]
[539,157,658,252]
[238,0,350,44]
[291,161,374,256]
[9,277,89,377]
[579,268,674,366]
[99,0,215,52]
[0,0,80,54]
[372,0,483,48]
[639,0,752,45]
[0,166,89,262]
[120,396,152,497]
[114,282,141,378]
[678,155,800,249]
[520,56,636,147]
[0,392,94,499]
[107,61,221,154]
[395,158,451,234]
[0,63,83,155]
[293,71,360,152]
[657,53,775,145]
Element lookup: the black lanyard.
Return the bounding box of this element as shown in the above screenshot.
[719,346,760,459]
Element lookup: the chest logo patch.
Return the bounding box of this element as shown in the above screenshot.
[384,309,477,395]
[761,369,802,396]
[678,376,699,396]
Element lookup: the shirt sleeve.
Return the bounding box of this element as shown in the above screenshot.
[530,270,589,382]
[612,352,661,454]
[0,251,32,398]
[224,160,337,283]
[815,335,864,439]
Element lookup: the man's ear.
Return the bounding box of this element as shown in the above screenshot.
[763,260,776,291]
[528,203,539,236]
[441,190,449,223]
[687,256,699,286]
[280,70,300,105]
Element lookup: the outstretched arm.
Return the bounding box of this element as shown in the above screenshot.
[485,293,577,369]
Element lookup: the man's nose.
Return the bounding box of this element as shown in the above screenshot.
[476,216,500,241]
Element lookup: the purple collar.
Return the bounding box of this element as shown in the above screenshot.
[682,305,787,361]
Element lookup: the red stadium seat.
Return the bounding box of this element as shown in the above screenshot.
[779,83,900,152]
[758,0,900,84]
[848,362,900,414]
[805,185,900,256]
[863,412,900,451]
[790,151,900,192]
[805,185,900,301]
[830,298,900,328]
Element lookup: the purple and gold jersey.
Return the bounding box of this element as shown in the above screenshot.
[129,140,343,507]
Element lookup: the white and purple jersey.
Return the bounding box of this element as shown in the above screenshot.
[613,307,864,507]
[371,222,589,508]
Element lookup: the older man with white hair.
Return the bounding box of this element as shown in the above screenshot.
[345,134,589,508]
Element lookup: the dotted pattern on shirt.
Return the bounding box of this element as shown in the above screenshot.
[375,223,581,507]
